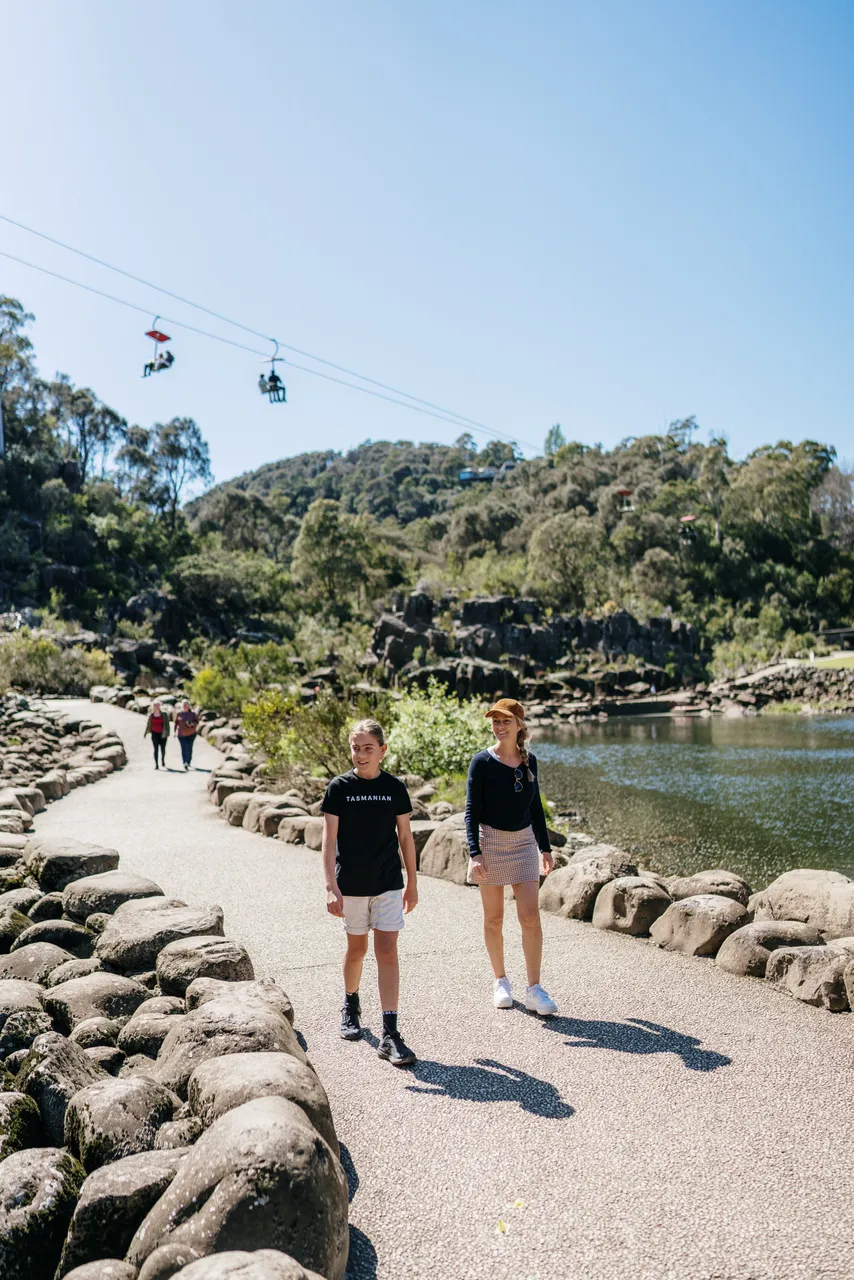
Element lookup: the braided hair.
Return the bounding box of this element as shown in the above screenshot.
[516,719,535,782]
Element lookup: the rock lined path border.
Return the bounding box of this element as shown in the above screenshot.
[40,701,854,1280]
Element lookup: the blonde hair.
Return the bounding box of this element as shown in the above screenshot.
[349,718,386,747]
[516,718,535,781]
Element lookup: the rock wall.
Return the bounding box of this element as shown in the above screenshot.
[0,839,347,1280]
[369,594,704,690]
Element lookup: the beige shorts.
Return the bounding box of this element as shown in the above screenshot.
[343,889,405,934]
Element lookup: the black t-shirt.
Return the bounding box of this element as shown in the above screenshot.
[321,770,412,896]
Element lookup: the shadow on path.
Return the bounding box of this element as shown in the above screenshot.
[406,1056,575,1117]
[536,1014,731,1072]
[340,1144,379,1280]
[360,1029,574,1116]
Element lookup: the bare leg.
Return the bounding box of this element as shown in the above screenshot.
[514,880,543,987]
[343,932,369,994]
[373,929,400,1010]
[479,884,507,979]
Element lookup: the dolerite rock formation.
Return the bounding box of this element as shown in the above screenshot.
[0,830,346,1280]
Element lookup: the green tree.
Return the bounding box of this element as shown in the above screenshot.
[526,512,612,610]
[151,417,212,529]
[544,423,565,456]
[49,376,125,484]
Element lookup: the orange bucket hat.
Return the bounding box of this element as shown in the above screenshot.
[484,698,525,720]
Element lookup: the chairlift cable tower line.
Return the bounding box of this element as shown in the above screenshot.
[0,213,536,451]
[0,247,539,446]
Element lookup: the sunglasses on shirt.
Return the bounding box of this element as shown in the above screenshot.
[514,767,524,793]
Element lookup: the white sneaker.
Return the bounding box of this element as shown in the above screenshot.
[493,977,513,1009]
[524,984,558,1016]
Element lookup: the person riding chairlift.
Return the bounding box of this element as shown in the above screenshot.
[144,349,174,377]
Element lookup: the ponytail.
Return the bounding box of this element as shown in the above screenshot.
[517,721,535,782]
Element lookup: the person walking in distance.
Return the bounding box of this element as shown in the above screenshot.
[321,718,419,1066]
[144,701,169,770]
[174,699,200,771]
[466,698,558,1015]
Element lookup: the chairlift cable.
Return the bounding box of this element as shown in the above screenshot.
[0,212,533,449]
[0,247,535,441]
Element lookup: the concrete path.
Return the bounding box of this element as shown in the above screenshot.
[40,701,854,1280]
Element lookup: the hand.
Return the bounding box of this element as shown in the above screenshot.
[326,886,344,918]
[403,883,418,914]
[541,850,555,876]
[469,857,486,884]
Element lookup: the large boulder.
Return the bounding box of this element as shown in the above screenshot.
[221,792,256,827]
[242,794,303,834]
[96,900,225,971]
[44,972,152,1033]
[751,869,854,940]
[766,944,854,1011]
[23,835,119,893]
[47,956,104,987]
[0,940,75,983]
[185,977,294,1024]
[151,995,306,1100]
[118,997,186,1058]
[28,891,66,922]
[63,871,164,922]
[126,1097,348,1280]
[17,1031,108,1143]
[176,1252,326,1279]
[0,1146,86,1280]
[0,906,32,953]
[187,1052,338,1154]
[650,894,749,957]
[260,807,309,838]
[64,1076,179,1170]
[715,921,825,978]
[418,814,470,885]
[63,1263,137,1280]
[0,1007,53,1056]
[11,917,95,957]
[34,769,70,801]
[277,817,312,845]
[539,848,637,920]
[0,976,43,1029]
[215,779,254,807]
[156,936,254,996]
[669,869,751,907]
[58,1149,186,1275]
[592,875,672,936]
[0,1091,43,1159]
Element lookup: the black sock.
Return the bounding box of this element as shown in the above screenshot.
[382,1011,398,1036]
[345,990,360,1007]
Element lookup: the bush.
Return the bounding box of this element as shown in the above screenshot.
[0,633,116,695]
[385,679,490,778]
[243,687,393,778]
[186,642,297,717]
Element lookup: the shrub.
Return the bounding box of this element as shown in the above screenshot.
[0,633,116,695]
[243,687,393,778]
[186,642,297,717]
[385,679,490,778]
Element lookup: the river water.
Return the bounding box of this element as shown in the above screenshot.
[535,714,854,891]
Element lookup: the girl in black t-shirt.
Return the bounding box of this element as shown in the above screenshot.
[465,698,558,1016]
[321,718,419,1066]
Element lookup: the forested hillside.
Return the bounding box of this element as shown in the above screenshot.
[2,294,852,674]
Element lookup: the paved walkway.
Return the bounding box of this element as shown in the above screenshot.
[40,701,854,1280]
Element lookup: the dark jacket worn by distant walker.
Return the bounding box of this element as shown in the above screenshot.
[144,712,170,738]
[465,748,551,859]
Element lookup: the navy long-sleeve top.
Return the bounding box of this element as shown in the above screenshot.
[465,748,551,858]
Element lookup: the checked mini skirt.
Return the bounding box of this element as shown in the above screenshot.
[476,822,541,885]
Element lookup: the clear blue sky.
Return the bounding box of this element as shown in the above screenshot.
[3,1,852,486]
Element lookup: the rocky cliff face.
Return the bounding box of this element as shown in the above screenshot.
[369,593,705,694]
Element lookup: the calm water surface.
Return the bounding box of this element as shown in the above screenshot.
[536,715,854,889]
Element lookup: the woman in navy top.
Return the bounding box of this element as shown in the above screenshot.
[466,698,558,1016]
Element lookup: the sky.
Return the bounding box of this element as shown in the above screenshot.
[2,1,852,487]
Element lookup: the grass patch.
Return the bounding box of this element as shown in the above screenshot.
[811,654,854,669]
